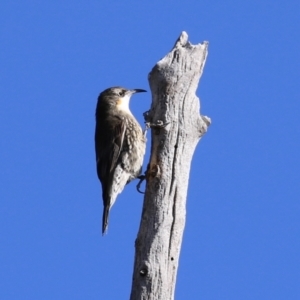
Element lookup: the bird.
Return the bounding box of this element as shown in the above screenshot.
[95,86,147,235]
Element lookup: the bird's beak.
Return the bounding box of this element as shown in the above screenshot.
[127,89,147,95]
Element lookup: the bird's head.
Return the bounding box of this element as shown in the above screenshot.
[97,87,147,114]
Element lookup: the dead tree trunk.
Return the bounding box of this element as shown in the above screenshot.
[130,32,211,300]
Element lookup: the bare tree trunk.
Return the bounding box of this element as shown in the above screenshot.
[130,32,211,300]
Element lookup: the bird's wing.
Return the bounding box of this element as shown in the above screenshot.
[95,116,126,197]
[95,116,127,234]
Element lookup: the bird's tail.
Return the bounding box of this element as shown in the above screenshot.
[101,175,124,235]
[102,204,110,235]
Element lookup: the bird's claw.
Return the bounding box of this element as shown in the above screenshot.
[136,175,146,194]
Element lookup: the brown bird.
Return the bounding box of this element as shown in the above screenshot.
[95,87,146,234]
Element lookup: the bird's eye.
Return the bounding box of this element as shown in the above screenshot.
[119,90,124,96]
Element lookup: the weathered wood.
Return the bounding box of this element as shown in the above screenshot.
[130,31,211,300]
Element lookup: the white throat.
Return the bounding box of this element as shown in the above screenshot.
[117,94,132,114]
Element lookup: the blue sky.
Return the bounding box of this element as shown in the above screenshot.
[1,1,299,299]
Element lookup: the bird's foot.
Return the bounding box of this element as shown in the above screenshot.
[144,120,170,136]
[146,119,170,129]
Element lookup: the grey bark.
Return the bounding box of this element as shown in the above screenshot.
[130,32,211,300]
